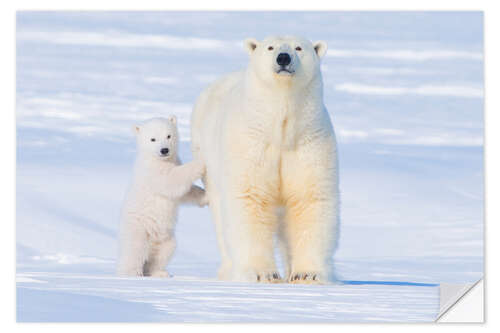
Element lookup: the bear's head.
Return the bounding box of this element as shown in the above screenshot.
[244,36,327,88]
[133,116,178,160]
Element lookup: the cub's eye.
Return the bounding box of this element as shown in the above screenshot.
[268,46,274,51]
[167,135,171,139]
[150,138,156,142]
[295,46,302,51]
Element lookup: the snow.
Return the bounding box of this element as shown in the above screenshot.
[17,271,438,322]
[16,11,483,322]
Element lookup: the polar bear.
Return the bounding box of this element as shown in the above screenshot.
[117,116,207,277]
[191,36,339,284]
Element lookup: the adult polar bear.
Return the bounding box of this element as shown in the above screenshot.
[191,36,339,284]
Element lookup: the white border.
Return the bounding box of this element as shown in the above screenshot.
[4,0,497,331]
[6,0,497,10]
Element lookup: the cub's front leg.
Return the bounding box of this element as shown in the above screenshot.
[157,159,206,199]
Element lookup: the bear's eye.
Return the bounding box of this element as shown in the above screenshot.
[295,46,302,51]
[150,138,156,142]
[267,46,274,51]
[167,135,171,139]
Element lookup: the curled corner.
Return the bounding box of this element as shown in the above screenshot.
[437,279,484,322]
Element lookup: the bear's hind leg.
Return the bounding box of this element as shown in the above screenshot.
[210,192,232,280]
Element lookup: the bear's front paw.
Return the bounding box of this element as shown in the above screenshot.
[288,272,324,285]
[257,271,283,283]
[236,269,283,283]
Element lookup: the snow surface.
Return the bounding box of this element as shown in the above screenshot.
[16,11,483,322]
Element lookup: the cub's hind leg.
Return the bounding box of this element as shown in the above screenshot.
[117,219,149,277]
[143,236,176,278]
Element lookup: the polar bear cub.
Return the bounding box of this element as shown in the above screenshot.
[117,116,207,277]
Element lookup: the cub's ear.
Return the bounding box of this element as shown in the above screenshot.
[168,115,177,125]
[244,38,259,55]
[313,40,328,59]
[132,125,140,135]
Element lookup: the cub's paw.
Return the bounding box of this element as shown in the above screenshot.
[149,270,171,278]
[199,193,209,207]
[288,272,324,285]
[192,159,206,179]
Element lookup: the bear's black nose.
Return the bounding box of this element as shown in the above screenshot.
[160,148,169,155]
[276,53,291,66]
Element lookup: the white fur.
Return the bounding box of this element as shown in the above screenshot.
[117,117,207,277]
[191,36,339,284]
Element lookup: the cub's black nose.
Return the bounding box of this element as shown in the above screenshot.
[276,53,291,66]
[160,148,169,155]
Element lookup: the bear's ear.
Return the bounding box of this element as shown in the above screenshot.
[132,125,140,135]
[244,38,259,55]
[313,40,328,59]
[168,115,177,125]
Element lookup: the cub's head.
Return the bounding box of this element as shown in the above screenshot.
[244,36,327,87]
[133,116,178,160]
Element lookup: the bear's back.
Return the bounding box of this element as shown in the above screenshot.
[191,70,245,151]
